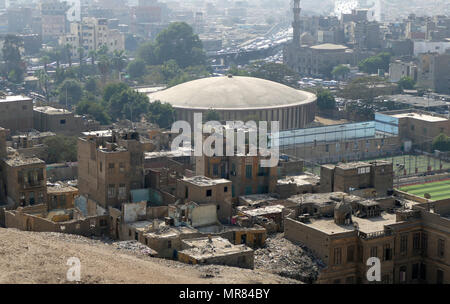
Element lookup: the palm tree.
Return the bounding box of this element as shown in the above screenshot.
[77,47,85,80]
[111,50,127,80]
[40,55,50,73]
[97,55,110,84]
[88,49,96,66]
[35,69,49,101]
[64,44,73,67]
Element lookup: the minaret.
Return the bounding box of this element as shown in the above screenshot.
[292,0,302,46]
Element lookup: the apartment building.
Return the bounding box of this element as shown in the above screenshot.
[59,17,125,56]
[285,195,450,284]
[0,95,33,133]
[77,129,145,210]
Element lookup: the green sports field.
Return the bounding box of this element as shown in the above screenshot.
[400,179,450,201]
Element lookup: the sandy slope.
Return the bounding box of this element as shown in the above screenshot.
[0,228,298,284]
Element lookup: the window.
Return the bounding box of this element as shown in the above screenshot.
[118,184,126,199]
[412,263,419,280]
[245,165,252,179]
[436,269,444,284]
[245,186,252,195]
[108,163,115,173]
[224,186,228,193]
[383,244,392,261]
[99,162,103,172]
[213,164,219,176]
[420,263,426,280]
[399,266,407,283]
[347,245,355,262]
[333,248,342,265]
[167,240,172,249]
[107,184,116,198]
[119,162,125,173]
[400,234,408,255]
[437,239,445,258]
[370,246,378,258]
[60,119,66,125]
[206,189,212,197]
[421,233,428,255]
[413,232,421,252]
[135,232,138,241]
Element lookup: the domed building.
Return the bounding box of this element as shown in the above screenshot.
[147,75,317,130]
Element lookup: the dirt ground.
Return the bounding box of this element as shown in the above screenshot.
[0,228,299,284]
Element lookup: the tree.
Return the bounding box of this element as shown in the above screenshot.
[432,133,450,152]
[63,44,73,67]
[1,34,25,83]
[127,59,147,79]
[358,52,391,74]
[103,82,129,103]
[43,135,78,163]
[152,22,206,68]
[58,79,83,106]
[398,76,416,90]
[332,64,350,80]
[147,100,175,129]
[137,41,158,65]
[35,69,50,101]
[40,55,51,73]
[76,98,111,125]
[84,77,98,94]
[250,62,298,85]
[108,89,149,122]
[97,55,110,83]
[203,109,221,122]
[316,88,336,110]
[111,50,127,79]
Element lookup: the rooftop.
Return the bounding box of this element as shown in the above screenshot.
[304,212,397,235]
[277,173,320,186]
[144,147,192,159]
[34,106,72,115]
[4,156,45,167]
[0,95,32,103]
[380,95,448,108]
[310,43,348,50]
[241,204,285,217]
[182,176,231,187]
[47,184,78,194]
[391,112,448,122]
[180,236,252,259]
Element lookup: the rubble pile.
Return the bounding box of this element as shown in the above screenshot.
[112,240,157,256]
[254,233,326,283]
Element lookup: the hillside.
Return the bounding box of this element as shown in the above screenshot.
[0,228,298,284]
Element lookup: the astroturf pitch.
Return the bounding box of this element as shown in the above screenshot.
[400,179,450,201]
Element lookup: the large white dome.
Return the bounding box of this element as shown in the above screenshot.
[147,75,316,110]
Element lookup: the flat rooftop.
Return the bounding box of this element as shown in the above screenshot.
[182,176,230,187]
[180,236,252,259]
[47,184,78,194]
[81,130,113,137]
[303,212,397,235]
[144,147,192,159]
[277,173,320,186]
[288,192,363,206]
[4,156,45,167]
[381,95,448,108]
[0,95,32,103]
[391,112,448,122]
[34,106,72,115]
[241,204,284,217]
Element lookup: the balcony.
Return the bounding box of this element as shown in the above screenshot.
[358,228,393,240]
